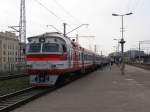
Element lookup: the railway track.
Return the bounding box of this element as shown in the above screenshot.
[0,86,51,112]
[0,70,96,112]
[128,63,150,71]
[0,74,28,81]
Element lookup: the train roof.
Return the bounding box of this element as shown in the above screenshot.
[28,32,68,39]
[27,32,101,56]
[27,32,71,44]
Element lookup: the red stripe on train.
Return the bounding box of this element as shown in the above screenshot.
[26,65,93,75]
[26,54,67,61]
[27,67,81,75]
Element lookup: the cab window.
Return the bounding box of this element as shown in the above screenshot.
[29,43,41,52]
[42,43,59,52]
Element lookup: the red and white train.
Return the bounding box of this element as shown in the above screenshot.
[26,32,108,86]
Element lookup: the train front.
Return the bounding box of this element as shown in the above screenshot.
[26,33,68,86]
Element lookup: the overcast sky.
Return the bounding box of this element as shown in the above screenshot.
[0,0,150,55]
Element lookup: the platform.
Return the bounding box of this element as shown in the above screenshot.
[13,65,150,112]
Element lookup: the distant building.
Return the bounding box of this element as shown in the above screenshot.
[125,50,145,58]
[143,55,150,64]
[124,50,145,63]
[0,31,25,72]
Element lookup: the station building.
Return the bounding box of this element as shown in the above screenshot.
[0,31,25,72]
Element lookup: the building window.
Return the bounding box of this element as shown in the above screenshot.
[3,51,6,55]
[3,57,5,62]
[3,44,6,49]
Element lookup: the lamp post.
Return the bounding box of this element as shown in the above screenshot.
[112,12,133,75]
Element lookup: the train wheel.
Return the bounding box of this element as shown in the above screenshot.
[81,68,86,74]
[55,75,65,86]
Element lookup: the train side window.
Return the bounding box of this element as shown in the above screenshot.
[81,53,84,61]
[79,53,80,60]
[62,44,67,52]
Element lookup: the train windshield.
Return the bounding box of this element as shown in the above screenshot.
[42,43,59,52]
[29,43,41,52]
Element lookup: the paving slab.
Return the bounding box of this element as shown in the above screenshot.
[12,65,150,112]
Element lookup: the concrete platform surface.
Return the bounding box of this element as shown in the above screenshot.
[12,65,150,112]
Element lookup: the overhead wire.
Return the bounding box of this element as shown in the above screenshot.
[34,0,80,33]
[118,0,141,14]
[33,0,92,42]
[126,0,133,12]
[51,0,84,34]
[126,0,143,13]
[34,0,65,23]
[128,0,138,12]
[52,0,81,25]
[132,0,143,13]
[51,0,92,34]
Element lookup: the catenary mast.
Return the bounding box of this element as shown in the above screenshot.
[19,0,26,43]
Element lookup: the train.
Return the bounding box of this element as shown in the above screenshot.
[26,32,108,86]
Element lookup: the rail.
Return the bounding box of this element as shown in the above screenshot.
[0,74,28,81]
[0,86,51,112]
[0,68,102,112]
